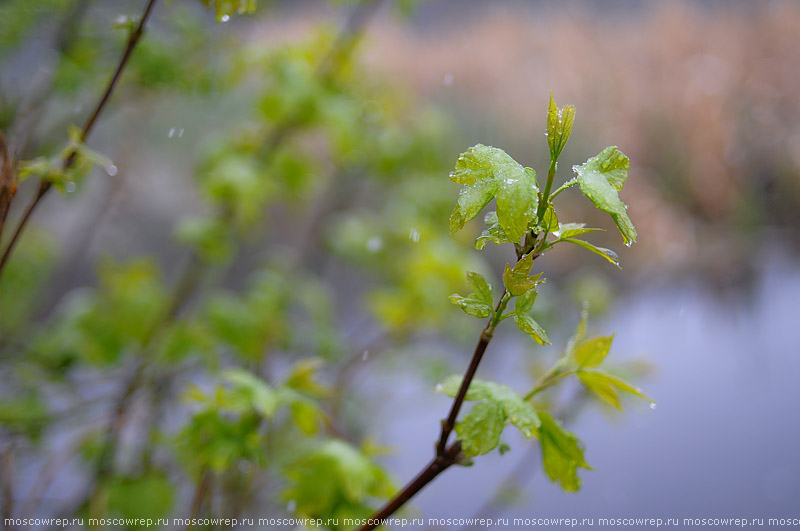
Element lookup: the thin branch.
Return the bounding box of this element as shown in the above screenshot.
[0,0,159,278]
[187,469,211,531]
[358,253,537,531]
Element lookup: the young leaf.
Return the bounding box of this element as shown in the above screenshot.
[449,177,498,234]
[577,371,622,410]
[580,369,654,404]
[455,401,505,457]
[436,377,540,438]
[222,369,278,418]
[561,238,620,268]
[537,412,591,492]
[449,145,538,241]
[573,147,637,245]
[513,314,551,345]
[546,92,576,162]
[466,271,493,307]
[449,294,492,319]
[572,335,614,368]
[496,166,538,242]
[502,252,542,296]
[514,289,538,313]
[537,203,559,233]
[554,223,603,240]
[474,211,510,250]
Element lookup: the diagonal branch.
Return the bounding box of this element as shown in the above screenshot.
[0,0,159,278]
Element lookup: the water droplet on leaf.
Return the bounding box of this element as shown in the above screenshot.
[649,403,657,410]
[107,164,118,176]
[221,14,230,22]
[65,181,76,193]
[409,227,420,243]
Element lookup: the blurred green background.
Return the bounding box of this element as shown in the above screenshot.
[1,0,799,529]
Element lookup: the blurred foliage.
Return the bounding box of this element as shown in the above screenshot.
[0,0,655,527]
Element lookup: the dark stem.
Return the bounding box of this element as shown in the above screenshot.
[187,469,211,531]
[355,445,460,531]
[437,292,507,455]
[0,0,159,278]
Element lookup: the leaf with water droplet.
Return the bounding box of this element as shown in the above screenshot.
[513,313,551,345]
[474,211,511,250]
[448,145,538,241]
[456,401,505,457]
[573,146,637,245]
[439,377,540,445]
[466,271,493,307]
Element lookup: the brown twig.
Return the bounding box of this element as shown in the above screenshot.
[0,0,159,278]
[187,469,211,531]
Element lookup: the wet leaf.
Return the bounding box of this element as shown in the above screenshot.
[449,145,538,241]
[537,412,591,492]
[513,313,551,345]
[561,238,620,268]
[573,146,637,245]
[456,400,505,457]
[546,92,576,162]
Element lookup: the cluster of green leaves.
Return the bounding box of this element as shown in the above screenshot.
[283,440,395,527]
[2,4,468,526]
[440,94,649,492]
[179,362,327,474]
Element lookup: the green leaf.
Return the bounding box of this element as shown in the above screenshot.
[449,294,492,319]
[449,176,498,234]
[449,145,538,241]
[513,314,551,345]
[282,440,394,520]
[537,412,591,492]
[578,371,622,410]
[455,401,505,457]
[436,377,540,438]
[555,223,603,240]
[466,271,493,307]
[496,166,539,242]
[580,369,654,405]
[572,335,614,368]
[573,146,637,245]
[546,92,576,162]
[515,289,538,313]
[561,238,620,268]
[223,369,279,418]
[502,252,543,296]
[538,203,559,233]
[474,211,510,250]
